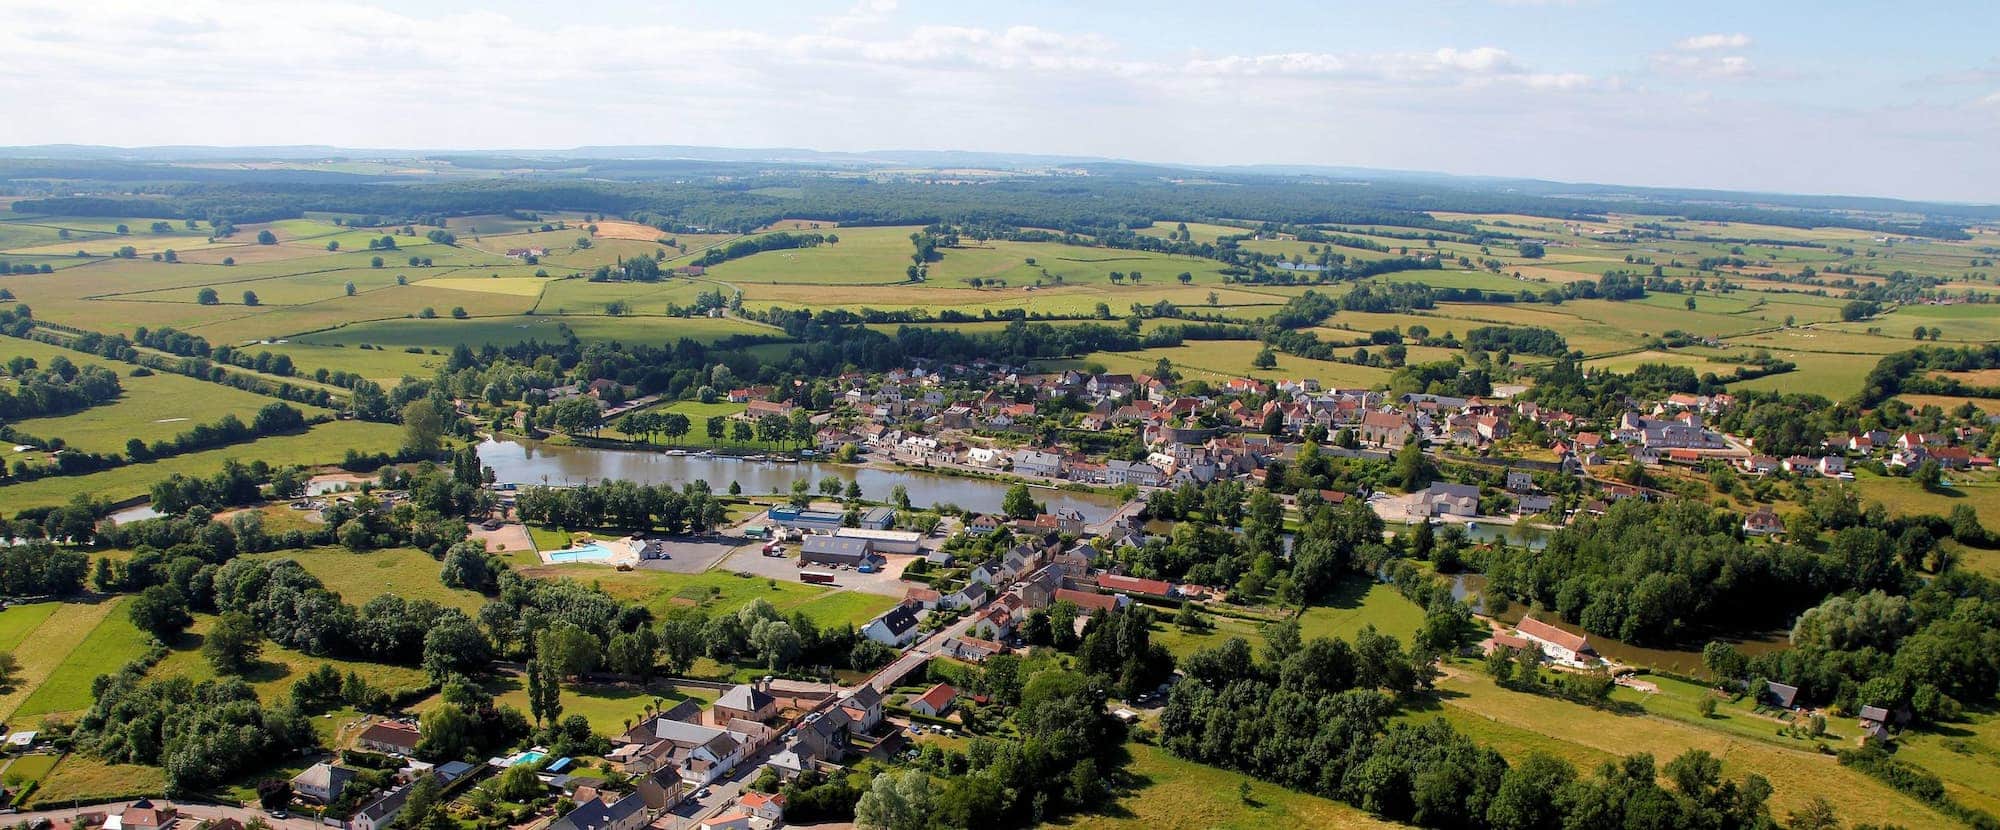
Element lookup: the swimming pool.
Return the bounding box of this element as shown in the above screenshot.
[503,749,548,767]
[546,542,616,563]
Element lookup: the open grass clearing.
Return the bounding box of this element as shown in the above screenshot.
[1060,741,1399,830]
[244,546,486,613]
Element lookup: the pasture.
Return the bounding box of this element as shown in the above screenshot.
[1421,668,1950,828]
[0,419,404,511]
[0,598,146,723]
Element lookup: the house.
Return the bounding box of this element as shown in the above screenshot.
[910,683,958,718]
[1097,572,1174,599]
[862,604,923,647]
[1817,456,1848,477]
[840,684,886,733]
[968,606,1016,640]
[350,786,411,830]
[1055,587,1125,615]
[941,636,1006,662]
[1740,455,1779,475]
[1514,617,1593,665]
[966,514,1003,536]
[356,720,422,756]
[1858,704,1900,742]
[903,586,944,609]
[800,536,881,569]
[1742,507,1784,536]
[794,707,852,765]
[1505,470,1535,493]
[740,790,788,823]
[634,767,684,812]
[1483,631,1534,656]
[1359,411,1413,448]
[1763,681,1800,710]
[697,813,754,830]
[1013,449,1065,478]
[1105,459,1164,487]
[612,718,747,784]
[714,683,778,724]
[292,762,357,804]
[1412,482,1481,518]
[113,799,178,830]
[548,792,649,830]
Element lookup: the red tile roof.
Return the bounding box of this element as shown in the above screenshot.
[1516,616,1590,655]
[915,683,957,712]
[1097,573,1173,597]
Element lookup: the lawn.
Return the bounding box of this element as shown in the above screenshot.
[1421,667,1950,827]
[11,598,152,721]
[0,419,404,511]
[1,752,59,792]
[787,590,900,630]
[1061,742,1398,830]
[26,755,165,808]
[480,674,720,737]
[1296,578,1425,644]
[245,546,487,613]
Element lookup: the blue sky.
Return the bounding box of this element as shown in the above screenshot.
[2,0,1994,201]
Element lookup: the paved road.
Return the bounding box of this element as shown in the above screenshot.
[4,800,321,830]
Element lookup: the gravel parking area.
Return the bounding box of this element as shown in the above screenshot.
[718,543,917,597]
[635,535,752,573]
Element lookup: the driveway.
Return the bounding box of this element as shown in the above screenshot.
[467,521,533,554]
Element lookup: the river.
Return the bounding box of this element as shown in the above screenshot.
[475,437,1123,522]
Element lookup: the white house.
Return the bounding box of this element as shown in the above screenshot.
[1515,617,1594,665]
[861,604,922,647]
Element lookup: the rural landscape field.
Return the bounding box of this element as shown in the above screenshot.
[3,3,1999,830]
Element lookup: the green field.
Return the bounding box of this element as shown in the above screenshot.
[8,598,152,721]
[1065,742,1399,830]
[0,602,61,652]
[517,565,887,628]
[0,600,124,721]
[0,419,404,511]
[296,314,773,350]
[245,546,487,613]
[4,340,331,454]
[1422,667,1950,827]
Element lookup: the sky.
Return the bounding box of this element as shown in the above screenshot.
[2,0,1996,202]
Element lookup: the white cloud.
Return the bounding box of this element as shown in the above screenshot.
[1653,53,1756,79]
[1676,33,1752,51]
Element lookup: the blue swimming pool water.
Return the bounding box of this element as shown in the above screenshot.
[547,542,615,563]
[506,750,547,767]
